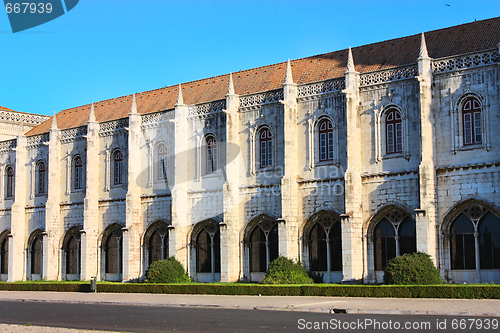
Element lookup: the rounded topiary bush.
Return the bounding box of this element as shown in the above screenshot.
[145,257,191,283]
[383,252,444,285]
[262,256,313,284]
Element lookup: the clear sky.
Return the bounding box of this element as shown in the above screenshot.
[1,0,500,116]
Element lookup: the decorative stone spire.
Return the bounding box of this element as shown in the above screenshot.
[130,94,137,114]
[51,111,58,129]
[176,84,184,105]
[88,103,96,122]
[18,120,24,136]
[419,32,429,59]
[346,47,356,73]
[227,73,235,95]
[284,59,294,84]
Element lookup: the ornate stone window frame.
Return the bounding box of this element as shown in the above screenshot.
[451,92,491,154]
[111,148,124,188]
[4,165,14,199]
[250,125,277,175]
[34,159,47,197]
[308,114,339,169]
[375,104,410,162]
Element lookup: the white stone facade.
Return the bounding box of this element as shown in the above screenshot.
[0,22,499,284]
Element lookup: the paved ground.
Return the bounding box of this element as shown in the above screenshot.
[0,290,498,317]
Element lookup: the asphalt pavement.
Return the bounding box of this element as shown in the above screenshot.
[0,291,498,317]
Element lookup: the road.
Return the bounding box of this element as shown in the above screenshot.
[0,300,495,332]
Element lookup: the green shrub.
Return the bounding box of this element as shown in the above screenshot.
[383,252,444,285]
[145,257,191,283]
[262,256,313,284]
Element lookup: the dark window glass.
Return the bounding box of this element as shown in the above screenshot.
[6,167,13,198]
[330,221,342,271]
[196,228,221,274]
[113,151,123,185]
[399,217,416,256]
[386,110,402,154]
[318,119,334,161]
[309,223,327,271]
[0,237,8,275]
[206,137,217,174]
[31,235,42,275]
[451,213,475,270]
[37,162,46,194]
[462,98,482,145]
[479,212,500,269]
[105,231,122,274]
[259,129,272,168]
[374,218,396,270]
[66,235,79,275]
[74,156,83,189]
[249,222,278,272]
[157,144,167,180]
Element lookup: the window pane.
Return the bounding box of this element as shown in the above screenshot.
[260,141,266,168]
[464,113,472,144]
[387,124,394,153]
[320,133,326,161]
[474,112,482,143]
[328,132,334,160]
[267,140,272,167]
[395,122,402,152]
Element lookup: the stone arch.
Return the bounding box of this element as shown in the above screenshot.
[100,223,123,281]
[0,230,10,280]
[375,104,409,161]
[61,227,81,280]
[143,220,171,268]
[27,229,44,281]
[243,214,278,279]
[190,219,221,282]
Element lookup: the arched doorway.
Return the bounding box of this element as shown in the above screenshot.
[28,230,43,281]
[303,211,342,283]
[0,231,9,281]
[102,225,123,281]
[62,228,81,280]
[245,215,278,282]
[443,201,500,283]
[191,220,221,282]
[144,222,170,269]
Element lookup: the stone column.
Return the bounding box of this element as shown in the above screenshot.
[123,95,143,281]
[342,47,364,283]
[43,113,63,280]
[171,85,191,271]
[416,33,438,263]
[280,59,301,260]
[221,73,243,282]
[8,129,27,281]
[81,105,100,280]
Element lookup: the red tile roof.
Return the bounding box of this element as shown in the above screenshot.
[27,17,500,136]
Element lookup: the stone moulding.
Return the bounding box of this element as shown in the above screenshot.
[99,119,128,137]
[297,78,345,98]
[239,89,284,109]
[360,65,419,87]
[432,49,500,74]
[27,133,50,149]
[436,161,500,175]
[0,110,49,125]
[188,100,226,119]
[0,139,17,154]
[141,110,174,128]
[60,126,87,143]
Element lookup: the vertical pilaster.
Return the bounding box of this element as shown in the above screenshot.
[9,128,27,281]
[81,105,100,280]
[221,73,242,282]
[171,85,190,271]
[279,59,300,260]
[416,33,438,262]
[123,95,143,281]
[43,113,63,280]
[342,47,364,282]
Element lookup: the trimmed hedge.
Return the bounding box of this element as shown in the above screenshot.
[0,282,498,299]
[384,252,444,285]
[263,257,313,284]
[145,257,191,283]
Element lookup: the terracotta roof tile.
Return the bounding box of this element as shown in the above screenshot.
[27,17,500,136]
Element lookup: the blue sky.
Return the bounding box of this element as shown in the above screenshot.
[1,0,500,116]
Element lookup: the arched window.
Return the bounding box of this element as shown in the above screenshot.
[104,227,123,276]
[5,166,13,198]
[249,218,278,272]
[157,144,167,180]
[449,203,500,271]
[386,110,402,154]
[64,229,80,278]
[36,161,46,194]
[113,150,123,185]
[30,233,42,275]
[462,97,482,145]
[318,119,334,162]
[206,136,217,174]
[73,156,83,190]
[259,128,273,168]
[195,221,221,274]
[373,209,416,271]
[0,235,8,275]
[146,223,169,266]
[308,213,342,272]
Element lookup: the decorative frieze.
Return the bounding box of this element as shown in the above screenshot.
[99,119,128,137]
[297,78,345,98]
[60,126,87,143]
[0,110,49,125]
[239,89,283,109]
[26,133,49,149]
[432,49,500,74]
[0,139,16,154]
[188,100,226,118]
[141,110,174,128]
[360,65,418,86]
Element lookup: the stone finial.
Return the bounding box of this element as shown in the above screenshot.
[51,111,58,129]
[419,32,429,59]
[176,83,184,105]
[284,59,294,84]
[130,94,138,114]
[88,103,96,122]
[18,120,25,136]
[346,47,356,72]
[227,72,235,95]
